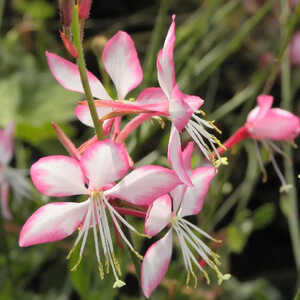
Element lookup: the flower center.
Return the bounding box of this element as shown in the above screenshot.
[67,190,147,288]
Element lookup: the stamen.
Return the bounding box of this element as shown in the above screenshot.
[105,198,143,260]
[172,217,230,286]
[262,141,293,192]
[255,140,268,182]
[186,115,226,168]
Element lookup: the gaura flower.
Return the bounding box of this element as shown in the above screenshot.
[216,94,300,191]
[46,28,143,137]
[19,139,181,288]
[141,142,230,298]
[80,15,225,166]
[0,122,30,219]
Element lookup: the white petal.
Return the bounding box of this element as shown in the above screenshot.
[19,201,89,247]
[179,166,216,218]
[145,195,171,237]
[141,229,173,298]
[105,166,181,206]
[102,31,142,99]
[168,125,192,186]
[31,156,87,197]
[46,51,111,100]
[80,140,129,189]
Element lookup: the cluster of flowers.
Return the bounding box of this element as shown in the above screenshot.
[1,1,297,298]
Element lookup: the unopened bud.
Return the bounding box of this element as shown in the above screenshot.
[60,31,78,58]
[59,0,74,27]
[78,0,92,20]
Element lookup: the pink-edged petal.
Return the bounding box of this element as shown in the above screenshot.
[247,94,273,123]
[182,141,194,173]
[169,85,194,132]
[46,51,111,100]
[74,104,113,127]
[141,229,173,298]
[105,166,182,206]
[136,87,169,114]
[0,122,14,165]
[179,166,216,218]
[183,94,204,111]
[31,156,87,197]
[80,139,129,189]
[247,108,300,141]
[102,31,142,99]
[145,195,171,237]
[19,200,89,247]
[168,125,192,186]
[157,15,176,99]
[1,181,11,220]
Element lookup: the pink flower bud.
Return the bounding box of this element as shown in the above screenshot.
[59,31,78,58]
[58,0,73,27]
[78,0,92,20]
[246,95,300,141]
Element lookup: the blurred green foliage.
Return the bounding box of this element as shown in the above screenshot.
[0,0,299,299]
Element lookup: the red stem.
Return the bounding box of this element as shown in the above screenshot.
[116,113,156,143]
[215,125,249,156]
[114,207,146,218]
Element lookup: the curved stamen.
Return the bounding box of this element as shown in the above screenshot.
[172,216,230,286]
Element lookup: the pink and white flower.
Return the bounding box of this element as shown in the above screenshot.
[46,29,143,136]
[0,122,30,219]
[216,94,300,191]
[19,139,181,288]
[246,94,300,191]
[85,15,224,165]
[141,142,230,298]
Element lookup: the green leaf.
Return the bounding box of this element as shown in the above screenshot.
[253,203,275,230]
[0,76,21,126]
[295,290,300,300]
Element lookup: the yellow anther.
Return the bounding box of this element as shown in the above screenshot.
[113,279,126,288]
[201,269,210,285]
[214,157,228,168]
[191,271,198,288]
[209,120,222,134]
[198,109,206,116]
[66,247,76,260]
[112,253,122,277]
[71,255,82,272]
[98,262,104,280]
[105,254,110,274]
[185,271,191,286]
[280,184,293,194]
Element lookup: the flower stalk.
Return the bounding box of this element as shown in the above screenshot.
[72,3,104,140]
[280,0,300,284]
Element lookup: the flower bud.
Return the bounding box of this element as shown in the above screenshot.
[59,31,78,58]
[78,0,92,20]
[58,0,74,27]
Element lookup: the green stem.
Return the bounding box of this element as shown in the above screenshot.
[212,142,259,227]
[0,0,5,32]
[280,0,300,286]
[263,1,300,94]
[72,4,103,140]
